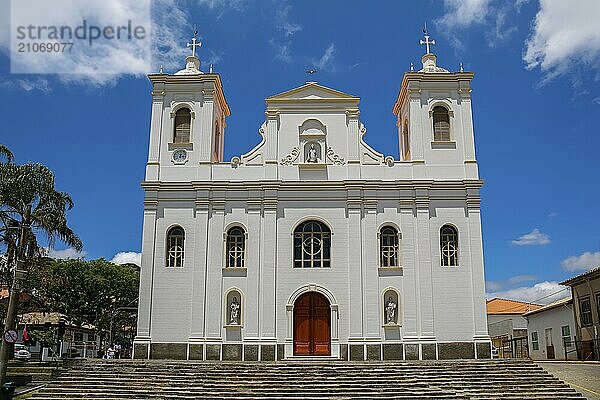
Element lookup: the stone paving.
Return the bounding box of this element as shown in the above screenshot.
[537,362,600,400]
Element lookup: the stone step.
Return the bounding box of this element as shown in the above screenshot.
[26,359,584,399]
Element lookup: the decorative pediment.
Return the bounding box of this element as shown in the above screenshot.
[266,82,359,105]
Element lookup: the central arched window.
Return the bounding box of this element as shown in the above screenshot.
[174,108,191,143]
[380,226,400,268]
[226,226,246,268]
[440,225,458,266]
[432,106,450,142]
[294,221,331,268]
[166,226,185,268]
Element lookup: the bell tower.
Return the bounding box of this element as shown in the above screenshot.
[145,32,230,182]
[393,29,478,180]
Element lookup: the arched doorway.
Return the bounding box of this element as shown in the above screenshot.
[293,292,331,356]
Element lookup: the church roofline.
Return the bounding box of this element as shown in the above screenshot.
[148,72,231,117]
[392,71,475,116]
[266,82,360,105]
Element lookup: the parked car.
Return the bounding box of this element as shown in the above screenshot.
[14,344,31,361]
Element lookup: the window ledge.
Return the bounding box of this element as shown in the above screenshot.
[222,267,247,277]
[431,141,456,149]
[382,323,401,328]
[223,324,243,329]
[378,267,403,277]
[441,265,459,268]
[168,142,193,151]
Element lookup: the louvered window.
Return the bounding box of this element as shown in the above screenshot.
[174,108,191,143]
[433,106,450,141]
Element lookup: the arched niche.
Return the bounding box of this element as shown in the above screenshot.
[382,288,401,326]
[298,119,326,164]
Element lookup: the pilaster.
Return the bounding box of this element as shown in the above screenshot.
[466,188,488,338]
[260,188,278,339]
[347,185,364,339]
[245,196,262,339]
[198,89,215,162]
[136,191,159,338]
[399,197,418,338]
[362,196,380,338]
[146,87,164,181]
[415,186,435,338]
[205,196,225,339]
[189,191,210,339]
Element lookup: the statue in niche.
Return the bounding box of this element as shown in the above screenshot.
[307,143,318,163]
[229,296,240,325]
[385,296,397,324]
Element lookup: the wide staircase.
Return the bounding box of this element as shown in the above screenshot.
[27,359,583,399]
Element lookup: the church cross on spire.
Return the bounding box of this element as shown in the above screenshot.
[419,24,436,55]
[187,30,202,58]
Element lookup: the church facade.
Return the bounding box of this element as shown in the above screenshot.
[133,34,491,361]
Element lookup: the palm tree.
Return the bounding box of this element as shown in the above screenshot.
[0,160,81,384]
[0,145,13,163]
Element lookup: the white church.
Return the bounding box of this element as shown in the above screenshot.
[133,31,491,361]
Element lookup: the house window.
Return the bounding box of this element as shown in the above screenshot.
[380,226,400,268]
[432,106,450,142]
[293,220,331,268]
[440,225,458,266]
[226,226,246,268]
[166,226,185,268]
[580,297,592,326]
[531,331,539,351]
[561,325,572,347]
[174,108,191,143]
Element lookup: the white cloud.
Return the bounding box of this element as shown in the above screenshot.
[46,247,87,260]
[486,274,537,292]
[0,78,51,93]
[313,43,335,71]
[511,228,551,246]
[524,0,600,79]
[275,5,302,37]
[436,0,522,48]
[269,39,291,63]
[110,251,141,266]
[0,0,193,87]
[196,0,247,12]
[487,281,569,305]
[561,251,600,272]
[437,0,493,29]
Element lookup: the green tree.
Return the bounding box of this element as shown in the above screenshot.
[0,152,81,384]
[27,258,139,334]
[0,145,13,163]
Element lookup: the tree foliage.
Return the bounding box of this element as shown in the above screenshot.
[26,258,139,332]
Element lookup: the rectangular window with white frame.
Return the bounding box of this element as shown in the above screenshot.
[531,331,539,351]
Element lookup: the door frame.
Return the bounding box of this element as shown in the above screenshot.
[285,284,340,359]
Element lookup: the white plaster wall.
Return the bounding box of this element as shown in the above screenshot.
[527,305,577,360]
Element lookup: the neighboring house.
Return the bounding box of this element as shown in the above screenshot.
[134,31,492,362]
[18,312,100,359]
[486,298,541,358]
[524,297,576,360]
[560,266,600,360]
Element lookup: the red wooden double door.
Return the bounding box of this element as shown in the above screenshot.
[293,292,331,356]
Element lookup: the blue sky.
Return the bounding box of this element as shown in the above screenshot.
[1,0,599,303]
